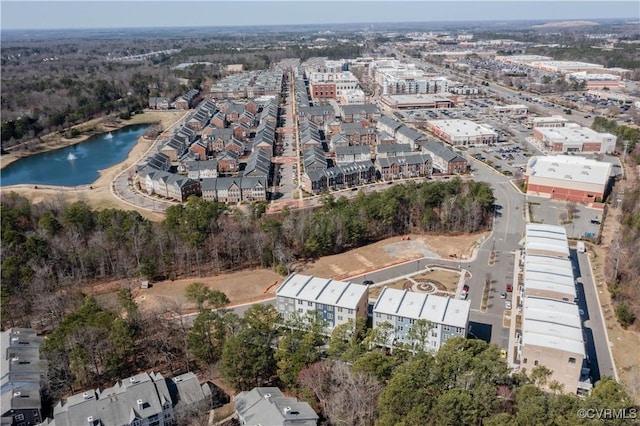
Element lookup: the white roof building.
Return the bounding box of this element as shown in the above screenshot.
[533,126,616,153]
[372,288,470,351]
[276,274,369,332]
[425,119,497,146]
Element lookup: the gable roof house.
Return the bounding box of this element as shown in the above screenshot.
[302,169,328,195]
[376,115,403,136]
[186,110,210,131]
[139,168,201,202]
[298,105,335,125]
[335,145,371,164]
[174,89,200,110]
[341,123,378,146]
[188,139,209,161]
[160,136,188,162]
[148,97,169,110]
[235,387,318,426]
[1,328,46,426]
[43,372,212,426]
[243,149,272,181]
[303,147,328,173]
[329,134,349,152]
[376,143,412,158]
[340,103,381,123]
[216,151,240,174]
[186,160,219,180]
[420,140,468,174]
[396,125,428,150]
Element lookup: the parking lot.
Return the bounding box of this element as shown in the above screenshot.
[528,200,603,240]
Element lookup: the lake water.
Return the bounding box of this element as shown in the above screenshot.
[1,124,151,187]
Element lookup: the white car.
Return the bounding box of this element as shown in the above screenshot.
[505,301,512,310]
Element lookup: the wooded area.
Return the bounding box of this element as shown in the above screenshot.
[1,179,494,330]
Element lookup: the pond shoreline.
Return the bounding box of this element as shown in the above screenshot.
[0,111,172,170]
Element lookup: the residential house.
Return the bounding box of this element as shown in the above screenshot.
[186,110,209,131]
[202,177,241,203]
[276,274,369,333]
[303,147,327,173]
[376,115,403,136]
[374,153,432,181]
[139,167,201,202]
[420,140,468,174]
[186,160,219,180]
[298,105,335,125]
[207,128,234,153]
[43,372,213,426]
[338,161,375,187]
[340,103,381,123]
[216,151,240,174]
[235,387,318,426]
[341,123,378,146]
[210,112,226,128]
[1,328,46,426]
[148,97,169,110]
[160,136,188,162]
[302,170,327,195]
[141,153,171,172]
[240,177,267,202]
[175,89,200,110]
[396,125,428,150]
[376,143,411,158]
[329,134,349,152]
[232,123,250,141]
[243,149,271,181]
[224,138,245,156]
[335,145,371,164]
[377,131,395,145]
[189,140,208,160]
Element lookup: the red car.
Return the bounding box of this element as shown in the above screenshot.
[506,284,513,292]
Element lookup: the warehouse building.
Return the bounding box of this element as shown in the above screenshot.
[525,155,613,204]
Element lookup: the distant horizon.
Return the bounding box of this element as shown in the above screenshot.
[1,1,638,31]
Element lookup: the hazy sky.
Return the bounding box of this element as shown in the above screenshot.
[2,1,638,30]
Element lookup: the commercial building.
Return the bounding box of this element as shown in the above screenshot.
[519,298,585,393]
[234,387,318,426]
[372,288,470,352]
[1,329,46,426]
[425,119,497,146]
[276,274,369,332]
[530,116,569,128]
[45,372,212,426]
[380,94,455,110]
[523,255,576,302]
[307,72,361,101]
[525,155,613,204]
[516,224,589,394]
[532,126,616,154]
[567,72,623,90]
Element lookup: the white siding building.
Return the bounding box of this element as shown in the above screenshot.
[276,274,369,332]
[372,288,470,352]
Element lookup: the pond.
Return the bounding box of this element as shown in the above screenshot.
[1,124,151,187]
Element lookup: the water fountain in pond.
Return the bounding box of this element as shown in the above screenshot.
[67,152,77,161]
[105,132,114,139]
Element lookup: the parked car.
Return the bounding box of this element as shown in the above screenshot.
[363,280,374,286]
[500,291,507,299]
[506,284,513,292]
[463,284,470,292]
[505,301,512,310]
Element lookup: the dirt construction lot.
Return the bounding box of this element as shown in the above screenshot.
[97,232,487,315]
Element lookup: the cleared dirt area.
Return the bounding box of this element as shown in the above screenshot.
[299,232,487,280]
[94,232,486,315]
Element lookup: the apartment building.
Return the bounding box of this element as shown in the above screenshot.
[276,274,369,332]
[372,288,470,352]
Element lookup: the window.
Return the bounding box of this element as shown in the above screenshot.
[569,357,576,364]
[15,414,25,422]
[348,309,354,314]
[338,307,343,313]
[409,318,415,324]
[387,314,392,320]
[308,301,313,306]
[523,358,528,364]
[443,325,450,331]
[297,299,303,305]
[337,316,343,321]
[534,360,539,366]
[298,308,303,313]
[375,313,381,318]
